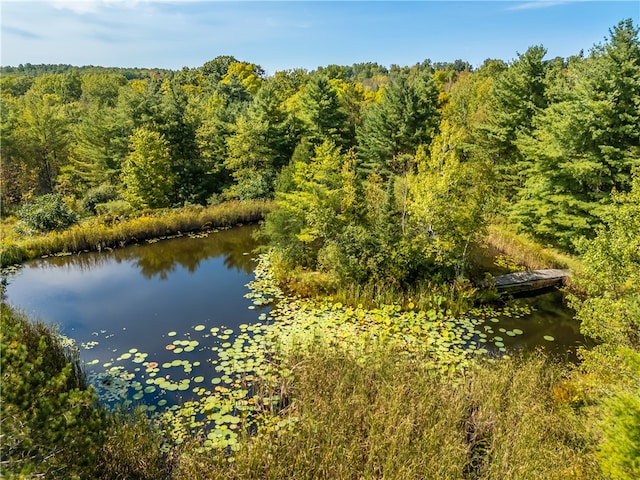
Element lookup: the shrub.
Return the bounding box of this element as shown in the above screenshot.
[598,389,640,480]
[0,305,107,478]
[15,193,78,232]
[97,407,170,480]
[95,199,134,218]
[81,184,120,214]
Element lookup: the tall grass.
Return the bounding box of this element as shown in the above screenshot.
[269,252,476,314]
[1,200,274,267]
[174,346,599,480]
[485,223,582,272]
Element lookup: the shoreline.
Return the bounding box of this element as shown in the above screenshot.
[0,199,275,268]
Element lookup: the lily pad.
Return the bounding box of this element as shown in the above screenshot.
[543,335,555,342]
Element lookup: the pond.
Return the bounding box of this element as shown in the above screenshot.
[3,227,587,415]
[3,225,268,412]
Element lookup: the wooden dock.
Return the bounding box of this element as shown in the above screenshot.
[492,269,571,294]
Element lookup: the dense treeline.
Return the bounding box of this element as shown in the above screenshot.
[2,20,637,290]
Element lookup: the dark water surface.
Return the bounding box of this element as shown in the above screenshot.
[469,243,587,359]
[4,225,265,409]
[480,288,587,361]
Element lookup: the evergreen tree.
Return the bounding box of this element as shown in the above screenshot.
[479,46,548,196]
[297,75,348,147]
[225,82,298,199]
[157,79,204,204]
[357,70,439,178]
[511,19,640,250]
[196,74,254,196]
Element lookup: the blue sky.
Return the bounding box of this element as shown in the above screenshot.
[1,1,638,73]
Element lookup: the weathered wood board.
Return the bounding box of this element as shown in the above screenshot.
[493,269,571,294]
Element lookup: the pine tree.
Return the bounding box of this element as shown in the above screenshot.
[357,70,439,178]
[297,75,348,147]
[511,19,640,250]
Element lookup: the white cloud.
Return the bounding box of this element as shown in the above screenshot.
[508,1,571,11]
[51,0,147,15]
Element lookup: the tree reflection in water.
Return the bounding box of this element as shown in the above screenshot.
[32,225,260,280]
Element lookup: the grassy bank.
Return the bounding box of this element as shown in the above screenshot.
[485,223,582,272]
[0,200,274,267]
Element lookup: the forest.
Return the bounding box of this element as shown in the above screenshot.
[1,18,639,480]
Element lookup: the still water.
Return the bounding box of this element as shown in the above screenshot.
[4,225,265,409]
[4,226,587,411]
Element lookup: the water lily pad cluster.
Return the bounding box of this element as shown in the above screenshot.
[81,252,547,456]
[160,253,547,452]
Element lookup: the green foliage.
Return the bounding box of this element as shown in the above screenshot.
[71,102,132,186]
[156,79,206,204]
[121,127,175,209]
[0,305,107,479]
[568,168,640,479]
[569,169,640,346]
[510,20,640,250]
[95,199,134,218]
[81,184,121,214]
[479,45,548,196]
[408,138,493,277]
[16,193,78,232]
[225,82,298,199]
[264,140,348,267]
[598,391,640,480]
[357,69,439,177]
[98,407,169,480]
[296,74,349,146]
[14,90,72,194]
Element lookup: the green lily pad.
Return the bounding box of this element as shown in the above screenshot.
[543,335,555,342]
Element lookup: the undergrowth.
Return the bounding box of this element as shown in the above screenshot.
[485,223,582,273]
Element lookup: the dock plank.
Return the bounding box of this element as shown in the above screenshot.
[493,269,571,293]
